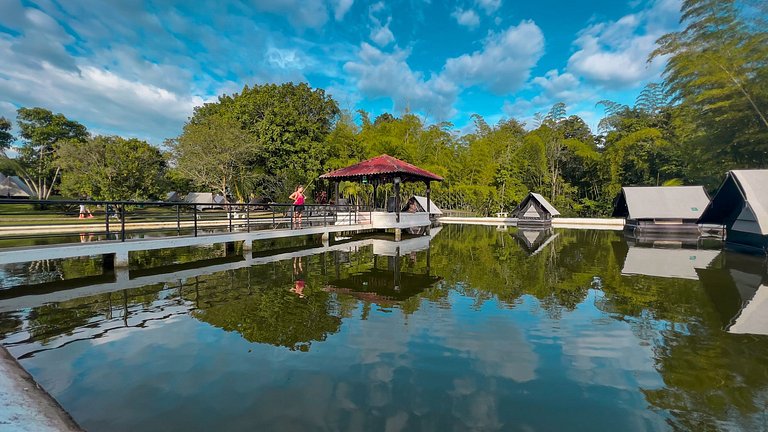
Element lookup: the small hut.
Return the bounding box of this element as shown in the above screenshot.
[512,192,560,228]
[698,170,768,254]
[184,192,222,210]
[612,186,709,235]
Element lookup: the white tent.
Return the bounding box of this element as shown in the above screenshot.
[0,176,32,198]
[184,192,222,210]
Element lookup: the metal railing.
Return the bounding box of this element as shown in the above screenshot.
[0,199,374,246]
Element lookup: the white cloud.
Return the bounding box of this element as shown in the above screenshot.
[531,69,589,104]
[476,0,502,14]
[444,20,545,94]
[452,9,480,28]
[370,17,395,47]
[332,0,354,21]
[566,0,681,88]
[343,43,458,119]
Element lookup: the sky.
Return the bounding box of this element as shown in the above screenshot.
[0,0,682,147]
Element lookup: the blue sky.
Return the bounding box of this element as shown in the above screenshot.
[0,0,681,146]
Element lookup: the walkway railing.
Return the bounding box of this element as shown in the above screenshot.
[0,199,373,246]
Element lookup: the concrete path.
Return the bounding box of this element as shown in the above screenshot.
[0,346,82,431]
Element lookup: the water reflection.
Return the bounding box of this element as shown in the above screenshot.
[0,226,767,431]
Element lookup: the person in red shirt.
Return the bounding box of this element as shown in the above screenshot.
[289,185,306,228]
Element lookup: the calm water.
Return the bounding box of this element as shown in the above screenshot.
[1,225,768,431]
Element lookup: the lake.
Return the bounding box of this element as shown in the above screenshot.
[1,225,767,431]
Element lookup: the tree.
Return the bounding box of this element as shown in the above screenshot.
[185,82,340,199]
[15,107,88,199]
[57,135,166,200]
[651,0,768,164]
[172,115,259,198]
[0,117,13,153]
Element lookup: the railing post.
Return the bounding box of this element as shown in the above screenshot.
[120,204,126,242]
[193,205,198,237]
[176,204,180,234]
[290,205,294,230]
[228,203,232,233]
[246,205,250,233]
[323,206,326,227]
[272,206,275,229]
[105,203,110,236]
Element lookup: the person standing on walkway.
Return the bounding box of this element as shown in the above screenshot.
[79,196,94,219]
[289,185,305,228]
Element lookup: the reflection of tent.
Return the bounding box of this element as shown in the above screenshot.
[620,246,719,279]
[166,191,182,202]
[512,192,560,228]
[698,252,768,335]
[0,176,33,198]
[612,186,709,234]
[402,195,442,216]
[699,170,768,254]
[513,229,559,256]
[184,192,222,210]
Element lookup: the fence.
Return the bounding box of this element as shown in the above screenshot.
[0,199,373,246]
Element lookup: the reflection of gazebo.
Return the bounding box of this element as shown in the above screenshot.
[319,155,443,227]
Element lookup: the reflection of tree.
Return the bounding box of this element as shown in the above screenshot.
[644,329,768,431]
[192,287,341,351]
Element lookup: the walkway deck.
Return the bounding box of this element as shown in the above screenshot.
[0,224,368,266]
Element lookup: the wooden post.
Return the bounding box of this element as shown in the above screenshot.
[394,178,400,223]
[425,181,431,214]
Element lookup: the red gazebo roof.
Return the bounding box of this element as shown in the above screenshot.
[319,155,443,183]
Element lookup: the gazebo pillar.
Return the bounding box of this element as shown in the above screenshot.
[425,181,431,214]
[334,181,339,205]
[373,181,379,210]
[394,177,401,223]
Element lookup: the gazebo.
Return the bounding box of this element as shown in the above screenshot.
[319,155,443,229]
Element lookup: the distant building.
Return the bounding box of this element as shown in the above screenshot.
[699,170,768,254]
[512,192,560,228]
[612,186,709,235]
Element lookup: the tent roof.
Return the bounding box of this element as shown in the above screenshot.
[621,247,720,280]
[319,154,443,182]
[185,192,216,203]
[0,177,31,198]
[614,186,709,220]
[701,170,768,235]
[413,196,442,215]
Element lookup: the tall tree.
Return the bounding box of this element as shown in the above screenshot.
[0,117,13,153]
[15,107,88,199]
[172,115,259,198]
[652,0,768,164]
[57,135,166,200]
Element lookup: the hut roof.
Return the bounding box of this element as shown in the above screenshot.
[406,196,442,215]
[699,170,768,235]
[185,192,216,204]
[514,192,560,217]
[319,154,443,183]
[613,186,709,220]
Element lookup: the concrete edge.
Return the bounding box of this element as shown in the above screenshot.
[0,345,83,431]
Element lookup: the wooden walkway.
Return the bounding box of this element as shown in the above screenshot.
[0,231,439,313]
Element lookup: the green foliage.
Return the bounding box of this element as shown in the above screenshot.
[14,107,88,199]
[57,135,166,200]
[0,116,13,152]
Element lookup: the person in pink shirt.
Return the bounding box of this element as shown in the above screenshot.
[289,185,305,228]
